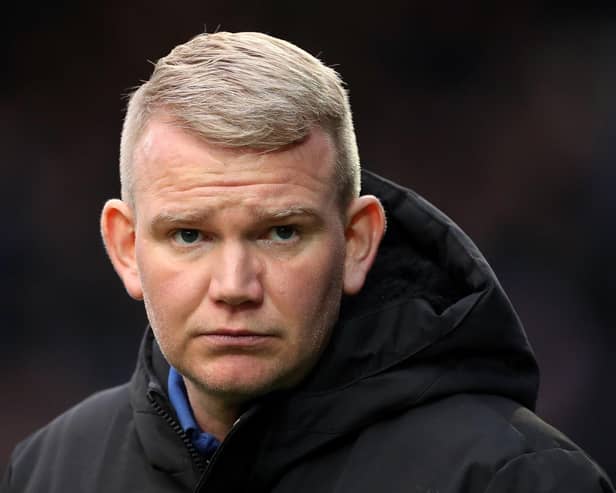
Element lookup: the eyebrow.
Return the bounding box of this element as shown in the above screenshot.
[259,206,319,221]
[150,206,320,229]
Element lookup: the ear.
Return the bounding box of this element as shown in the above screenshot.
[100,199,143,300]
[343,195,386,295]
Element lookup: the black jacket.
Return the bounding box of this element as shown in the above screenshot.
[3,171,613,493]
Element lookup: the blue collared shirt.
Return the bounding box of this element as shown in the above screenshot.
[167,367,221,458]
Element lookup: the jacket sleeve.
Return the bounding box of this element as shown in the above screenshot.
[484,449,614,493]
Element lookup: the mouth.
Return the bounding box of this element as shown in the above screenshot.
[197,328,276,349]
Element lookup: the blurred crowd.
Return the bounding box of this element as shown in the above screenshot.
[2,2,615,480]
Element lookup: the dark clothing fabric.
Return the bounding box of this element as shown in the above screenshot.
[2,171,613,492]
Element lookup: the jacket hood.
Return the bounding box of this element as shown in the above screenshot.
[132,170,540,487]
[248,170,539,476]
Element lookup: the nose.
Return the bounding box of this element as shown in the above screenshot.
[208,241,263,306]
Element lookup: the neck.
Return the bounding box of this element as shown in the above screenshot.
[183,378,242,442]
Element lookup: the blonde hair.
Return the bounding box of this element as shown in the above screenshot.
[120,31,360,208]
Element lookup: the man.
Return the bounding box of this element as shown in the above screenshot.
[2,31,613,493]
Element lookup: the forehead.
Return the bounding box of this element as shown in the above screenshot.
[131,118,338,213]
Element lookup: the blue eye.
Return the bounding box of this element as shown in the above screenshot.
[173,229,202,245]
[270,225,297,242]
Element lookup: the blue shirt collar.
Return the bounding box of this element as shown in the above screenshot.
[167,367,220,457]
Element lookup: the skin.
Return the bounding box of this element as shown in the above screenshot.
[101,116,385,440]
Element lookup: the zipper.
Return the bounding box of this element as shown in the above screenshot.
[191,416,240,491]
[147,391,207,473]
[192,404,262,493]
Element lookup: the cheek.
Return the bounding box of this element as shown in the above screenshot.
[273,241,345,330]
[135,242,205,330]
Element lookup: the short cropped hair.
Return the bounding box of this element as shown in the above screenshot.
[119,31,361,209]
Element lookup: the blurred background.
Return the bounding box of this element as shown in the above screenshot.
[2,1,615,480]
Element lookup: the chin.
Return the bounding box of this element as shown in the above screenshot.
[190,360,299,401]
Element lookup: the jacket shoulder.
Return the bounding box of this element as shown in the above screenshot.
[484,448,614,492]
[4,383,135,492]
[474,394,614,491]
[340,393,614,492]
[434,394,614,491]
[14,383,132,455]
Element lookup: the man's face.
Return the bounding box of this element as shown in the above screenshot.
[131,118,347,403]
